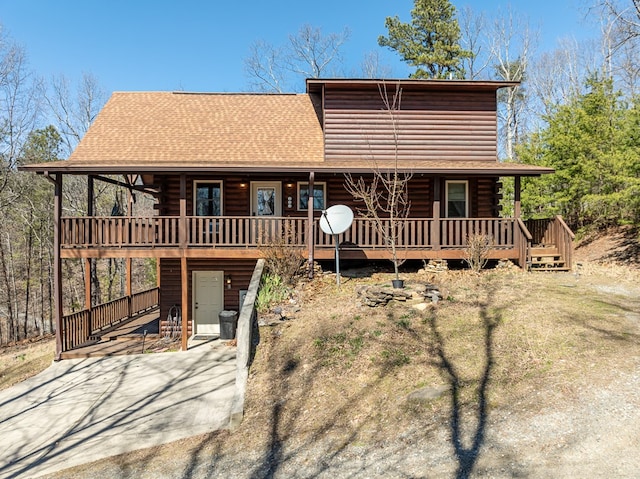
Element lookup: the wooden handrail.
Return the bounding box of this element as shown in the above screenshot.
[61,287,160,352]
[555,215,576,239]
[516,218,533,240]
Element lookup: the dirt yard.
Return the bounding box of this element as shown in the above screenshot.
[5,228,638,478]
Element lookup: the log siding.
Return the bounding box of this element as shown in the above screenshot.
[322,88,498,163]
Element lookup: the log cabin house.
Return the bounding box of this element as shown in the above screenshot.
[21,78,574,359]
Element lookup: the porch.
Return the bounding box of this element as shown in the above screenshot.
[60,215,567,261]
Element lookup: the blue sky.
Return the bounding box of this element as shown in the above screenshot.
[0,0,595,94]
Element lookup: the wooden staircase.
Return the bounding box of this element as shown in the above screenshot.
[529,245,570,271]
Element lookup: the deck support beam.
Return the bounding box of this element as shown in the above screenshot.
[52,174,63,360]
[181,256,188,351]
[307,171,315,279]
[514,176,521,219]
[432,176,441,250]
[179,174,188,351]
[85,175,94,322]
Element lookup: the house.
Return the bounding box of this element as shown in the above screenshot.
[21,78,573,359]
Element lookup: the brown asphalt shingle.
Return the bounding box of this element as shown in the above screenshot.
[68,92,325,166]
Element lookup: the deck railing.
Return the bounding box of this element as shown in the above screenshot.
[315,218,517,251]
[62,216,521,251]
[61,287,159,351]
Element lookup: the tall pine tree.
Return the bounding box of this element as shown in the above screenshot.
[378,0,472,79]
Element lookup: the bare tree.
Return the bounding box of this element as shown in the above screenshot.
[244,24,350,92]
[345,83,412,284]
[598,0,640,50]
[597,1,640,94]
[528,37,597,120]
[458,6,493,79]
[488,8,537,161]
[0,29,41,203]
[359,51,393,79]
[46,72,106,156]
[244,40,287,93]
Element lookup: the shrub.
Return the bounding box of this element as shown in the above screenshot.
[464,233,492,272]
[258,221,306,285]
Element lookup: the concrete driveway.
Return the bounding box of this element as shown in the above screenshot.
[0,340,236,479]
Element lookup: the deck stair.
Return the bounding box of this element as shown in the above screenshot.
[529,245,570,271]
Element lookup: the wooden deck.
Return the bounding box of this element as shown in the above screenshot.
[60,310,166,359]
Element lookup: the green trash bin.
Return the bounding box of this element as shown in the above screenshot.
[219,310,238,339]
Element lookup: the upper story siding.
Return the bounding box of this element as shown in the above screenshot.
[319,83,498,164]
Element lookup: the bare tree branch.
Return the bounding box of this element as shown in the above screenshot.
[45,72,106,156]
[244,24,350,92]
[244,40,287,93]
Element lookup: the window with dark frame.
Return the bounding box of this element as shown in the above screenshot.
[195,181,222,216]
[297,182,326,211]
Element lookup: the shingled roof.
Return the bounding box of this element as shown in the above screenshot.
[21,82,553,176]
[63,91,325,168]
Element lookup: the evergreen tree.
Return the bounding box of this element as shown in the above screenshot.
[378,0,472,79]
[519,76,640,229]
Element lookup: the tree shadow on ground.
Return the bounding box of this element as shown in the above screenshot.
[425,285,501,479]
[244,312,436,478]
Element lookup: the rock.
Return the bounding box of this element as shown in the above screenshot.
[412,302,429,312]
[357,285,413,307]
[407,384,451,402]
[421,259,448,273]
[496,259,516,269]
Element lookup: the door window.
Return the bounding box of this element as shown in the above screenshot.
[251,182,282,216]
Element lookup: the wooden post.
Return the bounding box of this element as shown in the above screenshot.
[180,256,188,351]
[307,171,315,279]
[514,176,521,219]
[179,174,187,248]
[86,175,95,331]
[125,258,132,297]
[53,174,63,360]
[84,259,91,311]
[432,176,441,250]
[179,174,188,350]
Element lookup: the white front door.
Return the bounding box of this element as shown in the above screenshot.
[251,182,282,217]
[193,271,224,335]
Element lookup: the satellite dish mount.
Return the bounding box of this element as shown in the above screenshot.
[319,205,354,286]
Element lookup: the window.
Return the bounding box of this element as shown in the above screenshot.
[297,182,326,211]
[194,181,222,216]
[445,180,468,218]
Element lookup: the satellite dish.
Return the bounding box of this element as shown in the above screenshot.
[319,205,354,287]
[319,205,354,235]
